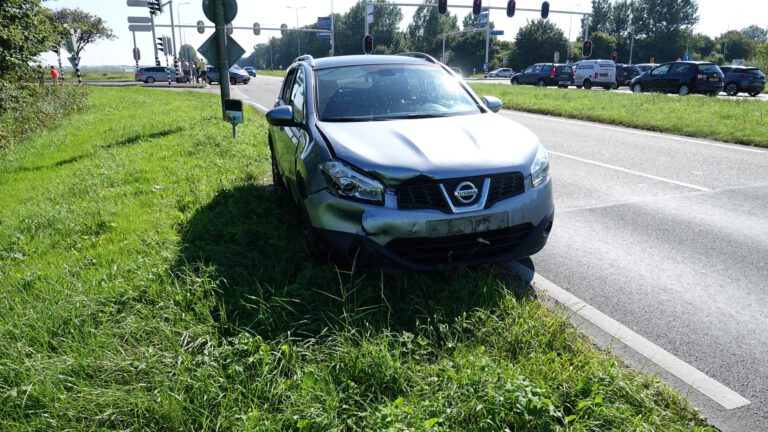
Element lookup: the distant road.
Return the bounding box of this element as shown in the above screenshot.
[205,76,768,431]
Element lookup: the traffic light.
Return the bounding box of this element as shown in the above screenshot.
[253,22,261,36]
[611,51,617,62]
[157,37,165,54]
[541,1,550,19]
[472,0,482,16]
[148,0,162,15]
[582,40,592,58]
[506,0,516,17]
[438,0,448,15]
[363,34,373,55]
[280,24,288,37]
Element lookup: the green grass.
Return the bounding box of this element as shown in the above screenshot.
[470,84,768,148]
[257,69,287,77]
[77,71,135,81]
[0,87,716,430]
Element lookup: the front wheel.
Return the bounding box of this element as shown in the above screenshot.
[725,83,739,96]
[748,91,761,97]
[632,83,643,93]
[230,77,237,85]
[583,79,592,90]
[510,78,519,85]
[678,84,690,96]
[145,76,155,84]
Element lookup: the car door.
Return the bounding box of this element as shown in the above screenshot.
[520,66,534,84]
[646,64,671,91]
[666,63,690,91]
[284,67,309,195]
[273,68,297,189]
[527,65,543,84]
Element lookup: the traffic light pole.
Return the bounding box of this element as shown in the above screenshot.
[484,1,491,72]
[150,13,160,66]
[166,0,180,78]
[213,0,230,118]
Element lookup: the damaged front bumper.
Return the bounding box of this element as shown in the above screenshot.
[304,178,554,270]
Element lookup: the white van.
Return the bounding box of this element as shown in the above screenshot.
[573,60,617,90]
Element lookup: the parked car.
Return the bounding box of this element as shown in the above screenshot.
[510,63,574,87]
[629,61,724,96]
[135,66,177,84]
[449,66,463,77]
[615,63,641,87]
[244,66,257,77]
[205,65,251,85]
[573,59,617,89]
[487,67,515,78]
[719,65,765,97]
[635,63,659,74]
[266,53,554,270]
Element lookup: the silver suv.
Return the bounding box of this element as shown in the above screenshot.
[266,53,554,270]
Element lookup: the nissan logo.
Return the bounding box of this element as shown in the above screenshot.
[454,181,479,204]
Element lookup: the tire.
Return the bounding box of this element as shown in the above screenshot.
[583,79,592,90]
[603,85,611,90]
[145,76,155,84]
[748,91,761,97]
[678,84,690,96]
[537,79,545,87]
[632,83,643,93]
[230,77,237,85]
[575,85,582,89]
[270,142,285,191]
[725,83,739,96]
[511,78,519,85]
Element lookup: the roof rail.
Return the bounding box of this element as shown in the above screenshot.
[292,54,315,67]
[396,52,438,64]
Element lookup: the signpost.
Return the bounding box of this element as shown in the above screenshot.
[128,16,151,24]
[224,98,243,138]
[490,29,504,36]
[128,24,152,32]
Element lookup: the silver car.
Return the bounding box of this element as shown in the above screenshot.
[266,53,554,270]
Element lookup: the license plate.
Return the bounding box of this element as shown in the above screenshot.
[558,80,570,85]
[427,212,508,237]
[599,73,608,77]
[709,77,719,82]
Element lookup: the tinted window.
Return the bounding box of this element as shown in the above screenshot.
[557,66,572,74]
[747,69,765,78]
[532,65,543,73]
[316,64,481,121]
[651,64,671,75]
[290,68,305,123]
[625,65,640,73]
[720,67,732,73]
[669,63,690,74]
[697,64,721,73]
[280,69,296,104]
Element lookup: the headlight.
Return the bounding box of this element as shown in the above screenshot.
[531,144,550,188]
[319,161,385,204]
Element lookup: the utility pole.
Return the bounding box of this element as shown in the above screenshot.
[484,1,491,72]
[330,0,335,56]
[167,0,180,77]
[287,5,307,56]
[150,13,160,66]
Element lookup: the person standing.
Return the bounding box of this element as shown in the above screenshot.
[50,65,59,84]
[181,60,190,83]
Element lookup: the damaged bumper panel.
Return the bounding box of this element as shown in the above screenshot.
[304,180,554,270]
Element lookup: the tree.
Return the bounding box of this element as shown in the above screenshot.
[585,31,617,60]
[334,0,403,56]
[406,0,458,56]
[715,30,755,62]
[741,25,768,43]
[0,0,59,79]
[510,19,567,70]
[52,8,114,62]
[631,0,698,62]
[582,0,612,36]
[179,44,198,63]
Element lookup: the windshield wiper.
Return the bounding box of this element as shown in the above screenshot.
[321,116,373,122]
[377,112,455,120]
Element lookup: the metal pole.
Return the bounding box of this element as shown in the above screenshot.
[584,15,590,43]
[567,15,572,60]
[484,1,491,72]
[269,37,273,70]
[56,48,64,83]
[214,0,230,117]
[168,0,180,78]
[330,0,335,56]
[364,0,369,36]
[133,31,139,71]
[150,14,160,66]
[442,35,446,63]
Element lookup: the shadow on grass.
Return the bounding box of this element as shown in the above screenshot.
[174,183,531,340]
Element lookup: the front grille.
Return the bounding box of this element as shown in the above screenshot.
[397,172,526,213]
[385,223,534,266]
[487,173,525,206]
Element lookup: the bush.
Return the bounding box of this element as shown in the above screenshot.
[0,80,89,150]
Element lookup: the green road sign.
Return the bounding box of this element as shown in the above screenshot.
[202,0,237,24]
[198,33,245,69]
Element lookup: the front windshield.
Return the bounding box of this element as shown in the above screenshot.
[315,64,481,121]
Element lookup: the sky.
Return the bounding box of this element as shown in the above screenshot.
[40,0,768,67]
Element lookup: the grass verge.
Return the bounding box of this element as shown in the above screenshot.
[470,83,768,148]
[0,87,716,430]
[257,69,287,78]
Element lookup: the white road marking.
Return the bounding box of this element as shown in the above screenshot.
[504,262,751,410]
[503,110,767,154]
[549,150,713,192]
[230,86,269,113]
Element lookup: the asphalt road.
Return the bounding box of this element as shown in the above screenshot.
[217,76,768,431]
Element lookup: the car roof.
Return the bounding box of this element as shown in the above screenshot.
[312,54,436,70]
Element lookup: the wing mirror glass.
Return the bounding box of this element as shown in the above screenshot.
[265,105,297,127]
[482,96,503,113]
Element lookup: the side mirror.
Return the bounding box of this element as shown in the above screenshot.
[265,105,297,127]
[482,96,503,113]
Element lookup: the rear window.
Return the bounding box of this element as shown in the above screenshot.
[697,64,721,73]
[746,68,765,78]
[557,66,572,73]
[625,65,639,73]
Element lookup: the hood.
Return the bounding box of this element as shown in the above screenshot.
[316,113,540,185]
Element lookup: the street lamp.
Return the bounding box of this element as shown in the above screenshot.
[287,5,307,56]
[176,2,190,61]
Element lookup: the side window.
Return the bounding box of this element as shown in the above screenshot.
[651,64,671,76]
[532,65,543,73]
[290,68,305,123]
[280,69,297,104]
[524,67,534,74]
[670,63,688,74]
